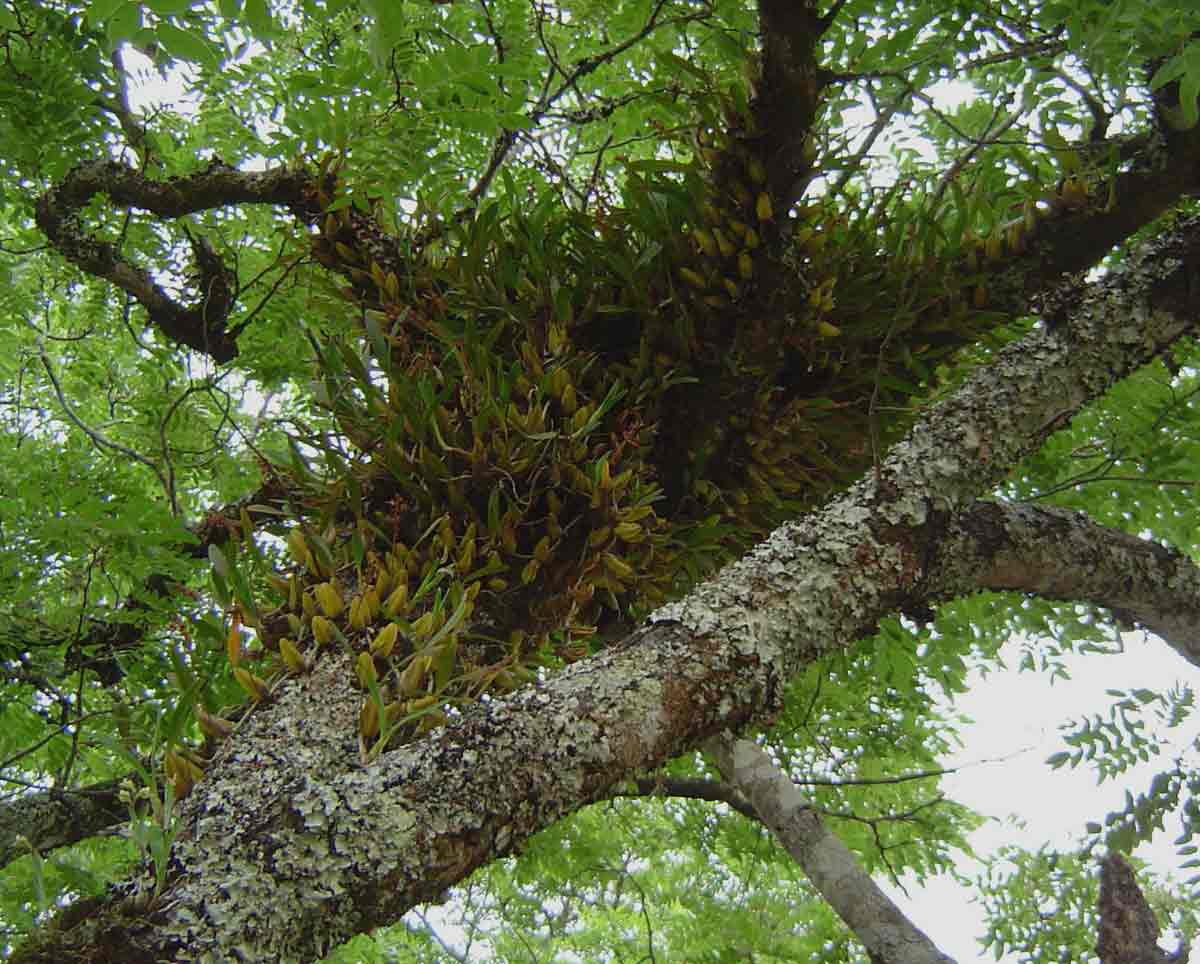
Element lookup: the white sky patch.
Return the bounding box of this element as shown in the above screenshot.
[926,78,976,111]
[122,46,193,115]
[885,633,1198,962]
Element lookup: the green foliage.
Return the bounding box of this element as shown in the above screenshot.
[1009,337,1200,551]
[1047,686,1192,781]
[1038,682,1200,895]
[0,838,134,937]
[400,795,864,962]
[976,847,1199,963]
[1,0,1199,958]
[265,115,1029,747]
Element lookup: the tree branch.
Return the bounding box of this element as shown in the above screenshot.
[707,735,955,964]
[96,47,151,163]
[34,160,321,362]
[0,780,126,869]
[941,132,1200,328]
[1097,852,1188,964]
[754,0,831,213]
[614,775,757,821]
[931,501,1200,669]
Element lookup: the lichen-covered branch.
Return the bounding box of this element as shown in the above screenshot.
[0,779,126,869]
[931,501,1200,669]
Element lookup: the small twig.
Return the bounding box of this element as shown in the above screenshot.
[453,0,697,217]
[829,81,912,200]
[614,775,758,821]
[33,337,170,500]
[929,93,1024,210]
[227,249,306,340]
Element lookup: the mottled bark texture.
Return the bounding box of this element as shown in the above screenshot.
[12,211,1200,964]
[932,501,1200,669]
[33,160,321,363]
[0,780,125,869]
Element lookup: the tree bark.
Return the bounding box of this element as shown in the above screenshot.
[13,217,1200,964]
[1097,853,1189,964]
[0,780,125,869]
[933,501,1200,668]
[708,735,956,964]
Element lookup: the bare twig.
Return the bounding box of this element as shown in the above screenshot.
[33,338,170,502]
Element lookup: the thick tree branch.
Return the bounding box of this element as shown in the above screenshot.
[707,736,955,964]
[34,160,322,362]
[14,209,1200,964]
[0,780,126,869]
[946,134,1200,328]
[931,501,1200,669]
[754,0,831,213]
